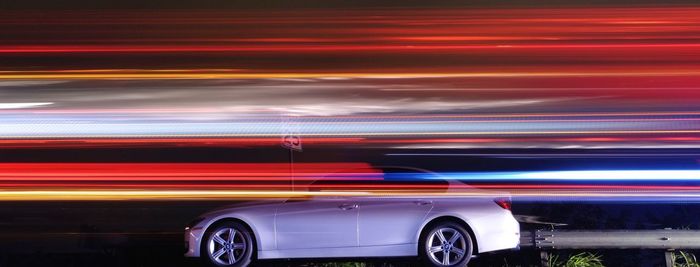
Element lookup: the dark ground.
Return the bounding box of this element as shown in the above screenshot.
[1,200,697,267]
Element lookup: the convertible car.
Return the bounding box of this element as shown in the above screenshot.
[184,176,519,267]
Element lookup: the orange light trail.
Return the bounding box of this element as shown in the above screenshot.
[0,189,698,201]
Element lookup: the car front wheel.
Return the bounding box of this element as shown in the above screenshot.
[420,222,474,267]
[202,221,254,267]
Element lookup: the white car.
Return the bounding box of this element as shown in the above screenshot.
[184,178,519,267]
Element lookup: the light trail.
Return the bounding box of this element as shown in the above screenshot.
[2,7,700,202]
[0,103,53,109]
[3,71,700,80]
[426,170,700,182]
[1,130,700,138]
[0,137,365,148]
[0,164,699,200]
[5,136,700,149]
[0,189,699,201]
[0,163,381,181]
[4,43,700,54]
[5,183,700,191]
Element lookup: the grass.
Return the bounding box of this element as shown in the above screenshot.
[673,251,700,267]
[546,252,604,267]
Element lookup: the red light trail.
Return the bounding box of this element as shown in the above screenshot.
[2,7,700,200]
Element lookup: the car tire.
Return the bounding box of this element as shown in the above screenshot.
[201,221,254,267]
[420,221,474,267]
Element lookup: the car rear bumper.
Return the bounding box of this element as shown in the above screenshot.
[473,211,520,253]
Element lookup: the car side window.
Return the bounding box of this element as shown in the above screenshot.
[307,166,449,193]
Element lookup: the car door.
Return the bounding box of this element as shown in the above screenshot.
[275,197,359,250]
[357,197,433,247]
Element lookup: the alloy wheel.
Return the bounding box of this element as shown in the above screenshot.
[207,227,247,265]
[426,226,469,266]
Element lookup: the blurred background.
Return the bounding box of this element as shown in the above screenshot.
[2,0,700,266]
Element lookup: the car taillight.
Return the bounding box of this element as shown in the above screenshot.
[494,197,512,211]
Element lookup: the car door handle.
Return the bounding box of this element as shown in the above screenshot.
[338,204,358,210]
[414,200,432,206]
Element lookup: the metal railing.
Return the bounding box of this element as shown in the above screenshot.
[520,229,700,267]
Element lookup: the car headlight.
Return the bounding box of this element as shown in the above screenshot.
[185,217,206,230]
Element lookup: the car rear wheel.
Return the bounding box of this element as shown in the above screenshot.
[202,221,254,267]
[420,222,473,267]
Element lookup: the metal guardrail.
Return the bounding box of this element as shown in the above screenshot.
[520,229,700,267]
[521,229,700,249]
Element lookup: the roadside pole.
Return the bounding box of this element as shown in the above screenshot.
[281,115,302,192]
[665,249,674,267]
[540,251,550,267]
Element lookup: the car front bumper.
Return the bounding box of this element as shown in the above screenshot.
[184,227,204,257]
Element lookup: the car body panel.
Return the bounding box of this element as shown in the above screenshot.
[357,197,433,246]
[275,197,358,249]
[258,244,415,259]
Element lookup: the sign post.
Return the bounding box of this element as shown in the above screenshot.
[281,115,302,191]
